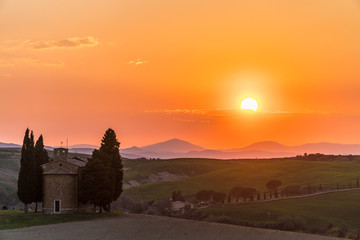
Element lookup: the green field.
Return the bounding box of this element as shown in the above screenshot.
[3,147,360,208]
[199,190,360,231]
[124,158,360,200]
[123,158,235,183]
[0,149,22,206]
[0,210,123,230]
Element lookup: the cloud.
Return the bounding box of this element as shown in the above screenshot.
[143,108,351,134]
[0,57,64,68]
[172,117,196,123]
[145,109,210,114]
[145,108,332,118]
[144,108,238,125]
[30,37,99,50]
[0,37,99,50]
[145,108,233,115]
[144,108,234,124]
[129,58,148,65]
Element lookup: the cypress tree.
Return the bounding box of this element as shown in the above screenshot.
[17,129,36,213]
[92,149,113,212]
[34,135,49,212]
[79,154,99,210]
[79,128,123,212]
[98,128,123,205]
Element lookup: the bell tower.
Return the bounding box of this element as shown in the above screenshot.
[53,148,68,161]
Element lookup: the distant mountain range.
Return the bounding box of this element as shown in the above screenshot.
[141,138,205,153]
[121,139,360,159]
[0,142,21,148]
[1,139,360,159]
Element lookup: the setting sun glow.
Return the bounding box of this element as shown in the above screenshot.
[241,98,258,111]
[1,1,360,149]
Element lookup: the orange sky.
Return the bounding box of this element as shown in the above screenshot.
[1,0,360,148]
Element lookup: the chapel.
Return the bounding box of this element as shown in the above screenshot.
[42,148,91,214]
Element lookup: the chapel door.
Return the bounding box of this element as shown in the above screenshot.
[54,200,61,213]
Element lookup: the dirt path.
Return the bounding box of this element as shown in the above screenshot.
[0,214,340,240]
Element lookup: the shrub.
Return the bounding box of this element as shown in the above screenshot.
[266,180,282,192]
[195,190,215,201]
[327,222,334,230]
[130,202,145,214]
[307,222,326,234]
[276,215,307,232]
[115,195,135,212]
[337,223,350,238]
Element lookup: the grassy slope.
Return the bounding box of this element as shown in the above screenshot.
[200,190,360,230]
[0,149,21,202]
[124,158,360,200]
[122,158,234,183]
[0,210,123,230]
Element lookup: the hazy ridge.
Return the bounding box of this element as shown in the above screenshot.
[1,139,360,159]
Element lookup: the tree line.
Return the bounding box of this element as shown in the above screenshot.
[192,180,283,204]
[17,128,49,213]
[193,177,360,205]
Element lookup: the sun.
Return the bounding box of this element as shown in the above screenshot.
[241,98,258,111]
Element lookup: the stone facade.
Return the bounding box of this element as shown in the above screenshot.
[42,148,91,214]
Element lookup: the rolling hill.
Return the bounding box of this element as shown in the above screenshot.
[2,142,360,237]
[0,143,21,148]
[239,141,290,152]
[123,156,360,200]
[0,148,22,206]
[3,139,360,159]
[120,139,294,159]
[121,139,360,159]
[200,190,360,232]
[140,138,205,153]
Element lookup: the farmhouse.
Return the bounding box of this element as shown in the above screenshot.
[171,201,195,215]
[42,148,91,214]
